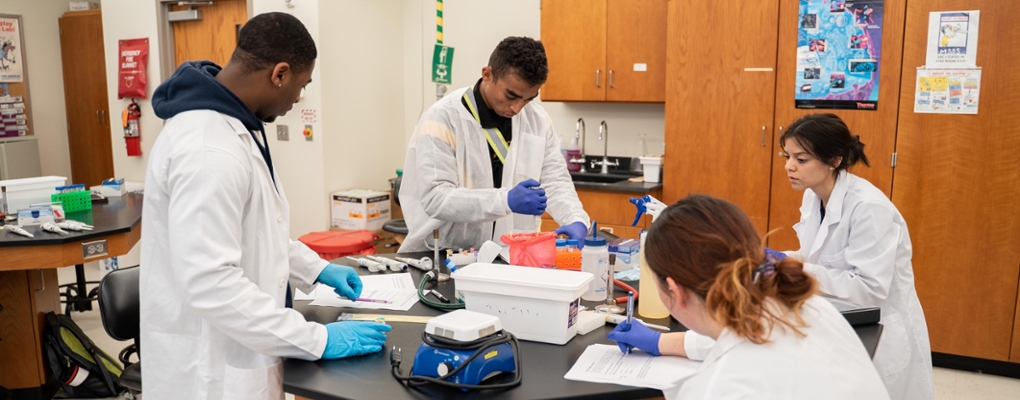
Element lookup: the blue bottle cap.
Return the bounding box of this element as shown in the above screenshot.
[584,236,607,247]
[556,239,567,246]
[566,239,579,246]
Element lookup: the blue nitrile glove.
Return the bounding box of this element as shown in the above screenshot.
[508,179,547,215]
[322,321,392,359]
[555,221,588,249]
[607,320,661,356]
[316,264,363,300]
[764,247,787,262]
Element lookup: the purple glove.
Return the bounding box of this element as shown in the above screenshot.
[607,320,661,356]
[764,247,787,262]
[554,222,588,248]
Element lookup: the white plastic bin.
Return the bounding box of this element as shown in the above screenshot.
[639,156,663,183]
[452,263,593,345]
[0,176,66,213]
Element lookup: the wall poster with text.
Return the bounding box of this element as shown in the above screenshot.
[0,16,24,83]
[795,0,884,110]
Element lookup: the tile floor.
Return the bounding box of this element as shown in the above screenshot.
[60,263,1020,400]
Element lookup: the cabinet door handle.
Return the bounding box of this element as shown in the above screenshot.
[609,70,614,88]
[35,270,45,292]
[596,69,601,88]
[761,126,766,147]
[100,110,105,124]
[96,110,100,123]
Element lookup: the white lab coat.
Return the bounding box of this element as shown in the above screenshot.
[679,172,934,399]
[140,110,329,400]
[398,87,589,252]
[790,171,933,399]
[665,296,890,400]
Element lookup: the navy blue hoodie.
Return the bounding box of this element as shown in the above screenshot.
[152,61,275,184]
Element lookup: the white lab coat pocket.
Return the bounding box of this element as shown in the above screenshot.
[872,312,910,379]
[222,361,284,400]
[819,249,850,270]
[515,133,545,181]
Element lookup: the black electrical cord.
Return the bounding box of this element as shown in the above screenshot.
[391,330,522,390]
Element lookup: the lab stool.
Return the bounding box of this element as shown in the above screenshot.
[382,174,408,238]
[97,266,142,397]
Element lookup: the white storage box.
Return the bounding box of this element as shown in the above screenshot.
[0,176,66,213]
[639,156,663,183]
[452,263,593,345]
[330,189,391,231]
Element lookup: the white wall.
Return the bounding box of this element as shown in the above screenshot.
[403,0,666,158]
[100,0,161,183]
[1,0,73,178]
[319,0,405,195]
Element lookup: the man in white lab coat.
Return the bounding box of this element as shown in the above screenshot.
[142,13,390,400]
[399,37,590,253]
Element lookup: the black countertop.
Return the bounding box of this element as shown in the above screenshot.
[284,253,881,400]
[569,171,662,193]
[0,193,143,247]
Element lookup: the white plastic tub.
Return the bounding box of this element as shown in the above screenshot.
[452,263,593,345]
[0,176,66,213]
[639,156,663,183]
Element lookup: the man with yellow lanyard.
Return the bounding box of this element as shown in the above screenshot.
[399,36,590,253]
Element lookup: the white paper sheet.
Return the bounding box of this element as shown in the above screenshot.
[564,344,701,390]
[296,273,420,311]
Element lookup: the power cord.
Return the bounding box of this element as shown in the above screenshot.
[391,330,522,390]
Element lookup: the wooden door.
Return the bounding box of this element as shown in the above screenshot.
[663,0,780,233]
[171,0,248,67]
[0,269,59,391]
[540,0,607,101]
[765,0,908,250]
[605,0,666,102]
[891,0,1020,361]
[59,10,114,188]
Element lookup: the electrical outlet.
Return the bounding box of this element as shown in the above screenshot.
[277,125,289,141]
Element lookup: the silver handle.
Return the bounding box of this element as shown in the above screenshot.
[101,110,105,124]
[96,110,100,123]
[761,126,766,147]
[35,270,45,292]
[609,70,614,88]
[596,69,601,87]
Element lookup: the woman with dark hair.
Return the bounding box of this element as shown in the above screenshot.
[615,195,888,398]
[776,113,933,399]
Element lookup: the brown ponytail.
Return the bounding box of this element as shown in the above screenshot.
[645,195,817,343]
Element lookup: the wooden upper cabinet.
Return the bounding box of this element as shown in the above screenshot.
[541,0,665,102]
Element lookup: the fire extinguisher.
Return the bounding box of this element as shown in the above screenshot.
[122,100,142,156]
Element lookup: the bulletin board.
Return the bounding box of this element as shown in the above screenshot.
[0,14,32,137]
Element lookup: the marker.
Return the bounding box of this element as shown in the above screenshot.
[347,297,391,304]
[428,290,450,303]
[627,291,635,326]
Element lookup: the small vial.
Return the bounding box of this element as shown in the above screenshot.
[556,239,567,252]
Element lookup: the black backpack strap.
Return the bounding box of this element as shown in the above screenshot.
[50,313,122,396]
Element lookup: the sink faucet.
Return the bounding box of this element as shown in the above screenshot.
[569,118,587,173]
[595,121,619,174]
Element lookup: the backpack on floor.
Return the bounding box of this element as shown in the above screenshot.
[42,312,124,398]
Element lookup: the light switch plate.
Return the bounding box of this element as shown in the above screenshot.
[277,125,289,141]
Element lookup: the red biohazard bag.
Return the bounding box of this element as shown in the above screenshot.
[117,38,148,99]
[500,232,557,268]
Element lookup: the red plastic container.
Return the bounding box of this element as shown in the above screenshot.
[299,230,379,261]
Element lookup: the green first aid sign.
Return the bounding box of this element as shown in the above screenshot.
[432,44,454,84]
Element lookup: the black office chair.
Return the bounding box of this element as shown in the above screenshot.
[97,266,142,395]
[383,174,408,236]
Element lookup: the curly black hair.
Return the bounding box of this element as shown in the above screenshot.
[230,12,317,73]
[488,36,548,86]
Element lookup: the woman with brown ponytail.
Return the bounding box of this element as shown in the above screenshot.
[637,195,888,399]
